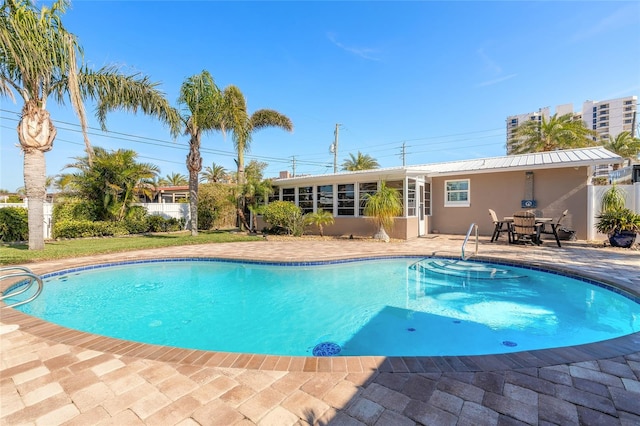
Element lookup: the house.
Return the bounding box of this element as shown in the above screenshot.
[137,186,189,203]
[263,146,623,240]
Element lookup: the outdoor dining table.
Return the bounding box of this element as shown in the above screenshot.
[504,216,553,244]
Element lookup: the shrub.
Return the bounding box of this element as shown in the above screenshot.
[0,207,28,242]
[147,215,183,232]
[123,216,150,234]
[262,201,303,235]
[53,219,128,239]
[198,183,235,229]
[123,205,149,234]
[53,197,97,222]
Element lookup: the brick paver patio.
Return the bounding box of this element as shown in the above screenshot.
[1,235,639,425]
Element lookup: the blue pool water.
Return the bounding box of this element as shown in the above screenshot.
[11,257,640,357]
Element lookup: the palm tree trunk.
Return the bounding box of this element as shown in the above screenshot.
[188,170,199,236]
[19,104,56,250]
[186,134,202,236]
[373,226,390,243]
[23,150,46,250]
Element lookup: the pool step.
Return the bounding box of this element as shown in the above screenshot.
[409,259,527,280]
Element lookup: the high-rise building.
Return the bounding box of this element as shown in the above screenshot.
[506,95,638,152]
[582,96,637,140]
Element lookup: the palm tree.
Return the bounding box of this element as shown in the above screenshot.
[0,0,180,249]
[363,181,403,242]
[59,147,160,221]
[341,151,380,171]
[602,131,640,169]
[304,210,334,237]
[221,85,293,186]
[177,70,225,236]
[235,160,270,231]
[507,113,599,155]
[200,162,228,183]
[220,85,293,229]
[163,172,188,186]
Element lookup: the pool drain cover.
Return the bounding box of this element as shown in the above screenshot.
[312,342,341,356]
[502,341,518,347]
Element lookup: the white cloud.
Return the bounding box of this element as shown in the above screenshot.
[477,73,518,88]
[477,48,502,75]
[327,32,381,61]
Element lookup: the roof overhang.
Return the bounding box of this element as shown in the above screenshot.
[271,147,622,185]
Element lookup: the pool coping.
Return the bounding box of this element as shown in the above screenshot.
[2,253,640,374]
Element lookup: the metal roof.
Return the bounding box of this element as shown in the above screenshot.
[407,146,621,176]
[273,146,621,183]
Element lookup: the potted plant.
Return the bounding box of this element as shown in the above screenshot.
[595,185,640,248]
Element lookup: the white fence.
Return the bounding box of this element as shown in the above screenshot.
[587,183,640,240]
[0,202,189,240]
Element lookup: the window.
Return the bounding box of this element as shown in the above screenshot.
[445,179,470,207]
[282,188,294,203]
[298,186,313,214]
[386,181,404,216]
[358,182,377,216]
[317,185,333,212]
[337,184,355,216]
[424,182,431,216]
[407,179,416,216]
[268,187,280,203]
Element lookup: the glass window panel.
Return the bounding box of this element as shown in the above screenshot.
[337,183,355,216]
[282,188,295,202]
[298,186,314,214]
[407,179,416,216]
[317,184,333,211]
[358,182,377,216]
[444,179,470,207]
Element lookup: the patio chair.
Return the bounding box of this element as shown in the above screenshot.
[511,211,542,245]
[488,209,511,242]
[540,209,568,247]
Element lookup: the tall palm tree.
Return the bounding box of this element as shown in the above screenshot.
[507,113,599,155]
[200,162,228,183]
[363,181,403,242]
[341,151,380,171]
[602,131,640,169]
[163,172,188,186]
[0,0,180,249]
[221,85,293,186]
[177,70,225,236]
[219,86,292,229]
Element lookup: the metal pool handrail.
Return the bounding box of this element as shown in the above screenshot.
[0,266,44,308]
[461,223,478,260]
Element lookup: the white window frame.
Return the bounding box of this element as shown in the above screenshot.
[444,179,470,207]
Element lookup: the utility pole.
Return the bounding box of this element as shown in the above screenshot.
[400,142,406,167]
[331,123,341,173]
[291,156,296,177]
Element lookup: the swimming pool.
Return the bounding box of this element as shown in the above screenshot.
[8,257,640,357]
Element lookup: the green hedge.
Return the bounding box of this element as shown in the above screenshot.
[148,215,183,232]
[53,219,129,239]
[0,207,28,242]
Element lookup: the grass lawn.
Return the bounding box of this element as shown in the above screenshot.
[0,230,262,265]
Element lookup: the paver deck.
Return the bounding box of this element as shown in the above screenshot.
[1,235,639,425]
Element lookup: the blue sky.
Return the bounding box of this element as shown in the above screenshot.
[1,1,639,192]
